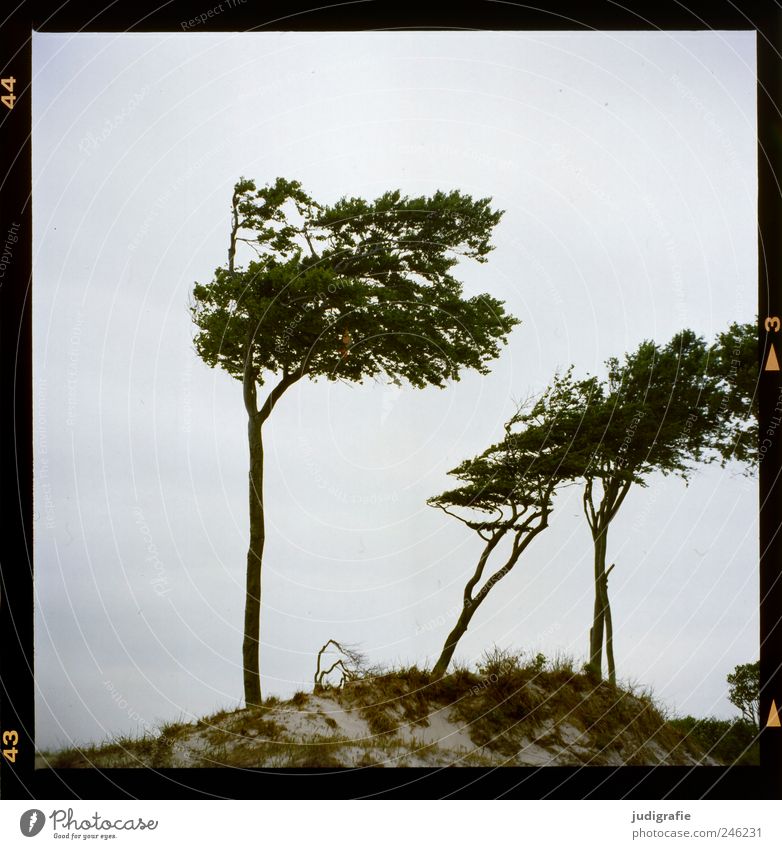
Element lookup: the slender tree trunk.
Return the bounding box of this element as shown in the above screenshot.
[587,528,608,679]
[431,602,481,679]
[430,531,506,679]
[604,570,616,686]
[243,413,264,707]
[583,477,629,684]
[431,515,549,678]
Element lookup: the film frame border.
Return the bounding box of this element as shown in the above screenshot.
[0,0,778,800]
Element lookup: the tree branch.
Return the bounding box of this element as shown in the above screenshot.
[228,189,240,274]
[303,226,319,259]
[257,371,301,424]
[435,503,476,530]
[583,477,597,530]
[464,529,507,605]
[605,478,632,525]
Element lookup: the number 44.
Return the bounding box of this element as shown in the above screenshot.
[2,77,16,110]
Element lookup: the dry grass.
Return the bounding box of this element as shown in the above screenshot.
[37,647,722,769]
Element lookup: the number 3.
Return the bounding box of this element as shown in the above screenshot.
[2,730,18,745]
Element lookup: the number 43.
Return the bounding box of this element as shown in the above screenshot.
[2,729,18,763]
[2,77,16,110]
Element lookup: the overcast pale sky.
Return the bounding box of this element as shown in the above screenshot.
[32,30,757,752]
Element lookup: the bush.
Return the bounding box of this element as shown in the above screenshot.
[669,716,759,765]
[476,646,524,679]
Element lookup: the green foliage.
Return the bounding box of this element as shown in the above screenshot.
[669,716,759,766]
[191,177,519,393]
[428,368,597,532]
[708,321,758,467]
[727,660,760,728]
[586,329,722,487]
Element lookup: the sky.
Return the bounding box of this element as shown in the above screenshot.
[32,30,757,752]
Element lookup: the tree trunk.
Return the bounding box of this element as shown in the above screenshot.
[604,571,616,686]
[431,602,480,679]
[587,528,608,679]
[243,413,264,707]
[430,530,508,679]
[430,520,544,679]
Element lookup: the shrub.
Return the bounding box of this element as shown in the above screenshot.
[669,716,759,765]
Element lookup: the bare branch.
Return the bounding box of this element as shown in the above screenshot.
[314,639,367,689]
[435,502,478,529]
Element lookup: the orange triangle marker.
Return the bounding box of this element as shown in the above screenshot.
[767,700,781,727]
[765,344,780,371]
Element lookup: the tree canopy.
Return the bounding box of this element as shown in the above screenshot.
[191,177,519,403]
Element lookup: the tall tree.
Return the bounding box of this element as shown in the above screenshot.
[581,330,722,683]
[428,371,595,678]
[191,177,518,705]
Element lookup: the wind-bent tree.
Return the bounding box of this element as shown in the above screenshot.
[708,321,758,468]
[428,371,595,678]
[191,177,518,705]
[581,330,722,683]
